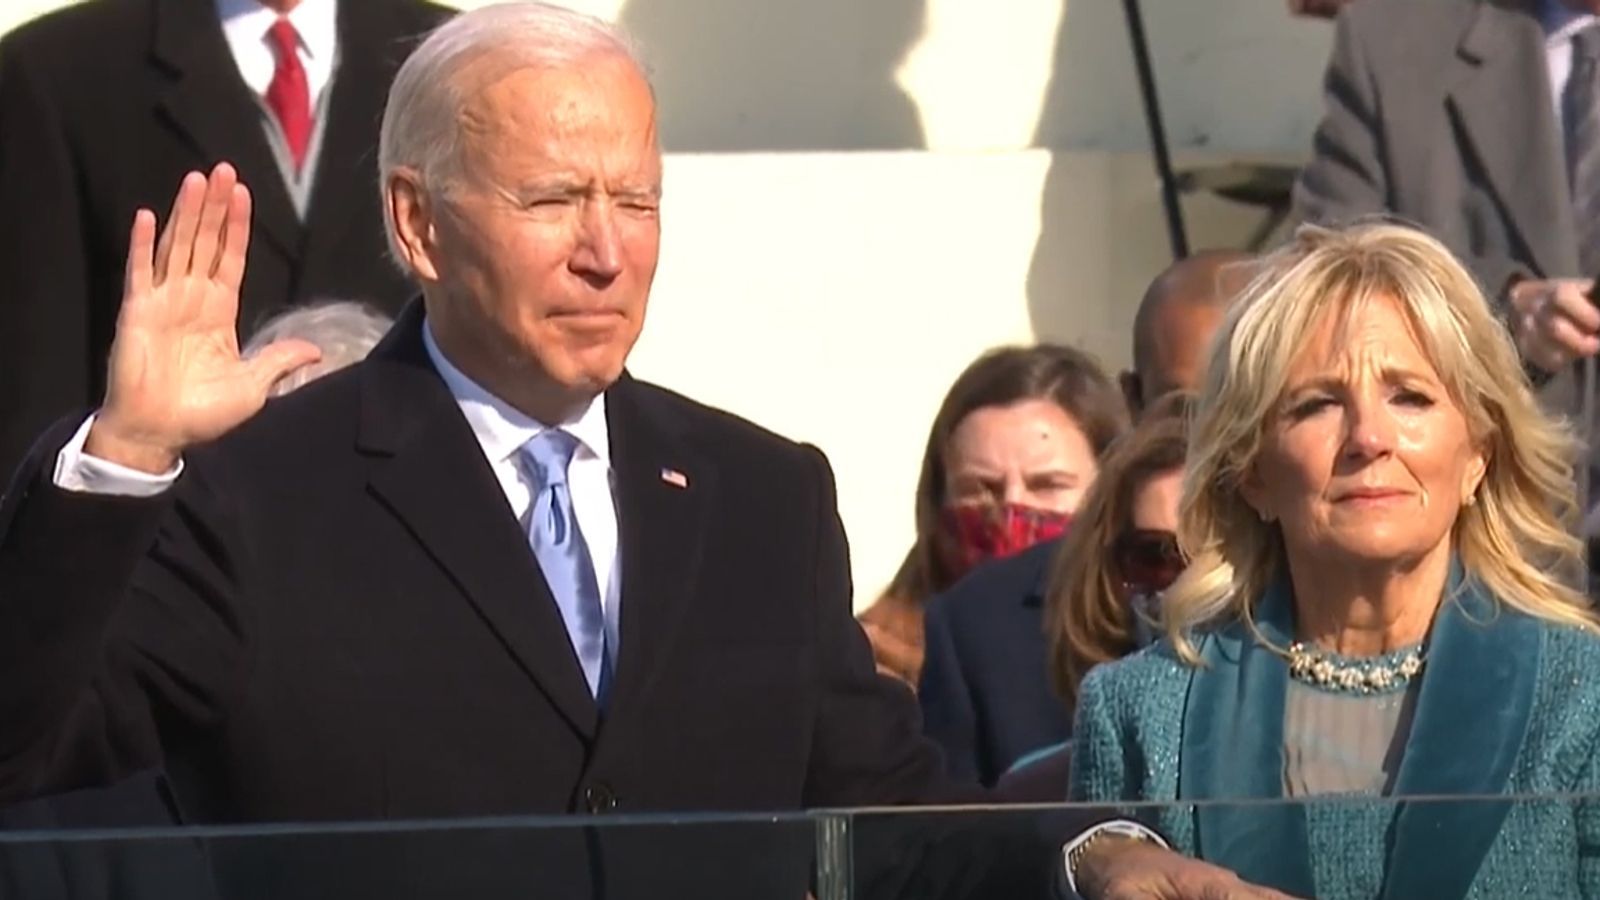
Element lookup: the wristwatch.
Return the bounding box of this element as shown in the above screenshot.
[1061,819,1166,898]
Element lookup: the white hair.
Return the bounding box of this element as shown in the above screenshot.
[245,300,395,397]
[378,2,648,261]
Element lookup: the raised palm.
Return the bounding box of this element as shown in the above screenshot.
[88,164,320,472]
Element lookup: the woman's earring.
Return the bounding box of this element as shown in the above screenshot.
[1463,493,1477,508]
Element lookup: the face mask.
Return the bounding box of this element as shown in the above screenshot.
[935,503,1073,585]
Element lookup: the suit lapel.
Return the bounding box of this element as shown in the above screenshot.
[302,1,428,272]
[1447,3,1578,279]
[1379,574,1540,900]
[149,0,302,261]
[358,304,599,739]
[600,377,714,727]
[1180,579,1316,899]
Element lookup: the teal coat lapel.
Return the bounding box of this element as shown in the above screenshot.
[1180,579,1316,898]
[1379,576,1541,900]
[1179,568,1541,900]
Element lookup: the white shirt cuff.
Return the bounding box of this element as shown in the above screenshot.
[1061,819,1168,898]
[52,415,183,497]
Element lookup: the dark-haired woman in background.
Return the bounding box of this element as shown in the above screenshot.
[919,395,1191,790]
[858,344,1128,689]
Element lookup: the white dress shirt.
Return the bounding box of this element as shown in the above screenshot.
[51,321,622,634]
[53,416,183,498]
[420,323,622,622]
[215,0,340,211]
[215,0,339,107]
[1542,0,1600,129]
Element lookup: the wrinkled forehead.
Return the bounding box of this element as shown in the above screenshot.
[455,52,660,161]
[1285,289,1446,384]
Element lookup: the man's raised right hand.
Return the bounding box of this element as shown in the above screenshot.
[84,164,321,474]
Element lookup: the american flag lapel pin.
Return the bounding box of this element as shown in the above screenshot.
[660,467,689,489]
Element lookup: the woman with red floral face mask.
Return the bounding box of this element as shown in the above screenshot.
[915,394,1192,792]
[858,345,1127,690]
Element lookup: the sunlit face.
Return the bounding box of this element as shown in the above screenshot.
[1130,468,1183,533]
[943,399,1099,514]
[407,54,662,399]
[1243,295,1487,568]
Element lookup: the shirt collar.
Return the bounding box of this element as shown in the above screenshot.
[1541,0,1598,41]
[216,0,339,67]
[421,318,611,470]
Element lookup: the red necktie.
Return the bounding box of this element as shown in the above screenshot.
[264,19,311,171]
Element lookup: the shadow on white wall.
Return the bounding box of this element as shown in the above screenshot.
[619,0,928,151]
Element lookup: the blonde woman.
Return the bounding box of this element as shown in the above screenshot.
[1068,222,1600,899]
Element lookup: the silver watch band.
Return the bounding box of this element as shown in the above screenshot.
[1060,819,1167,898]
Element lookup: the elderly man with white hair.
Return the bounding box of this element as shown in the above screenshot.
[0,4,1251,898]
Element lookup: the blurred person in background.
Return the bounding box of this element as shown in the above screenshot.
[1072,222,1600,899]
[0,0,451,479]
[1051,395,1193,705]
[1120,250,1251,418]
[917,251,1246,788]
[858,345,1128,688]
[1000,394,1192,801]
[244,299,394,396]
[921,394,1193,794]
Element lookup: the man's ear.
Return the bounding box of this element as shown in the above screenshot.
[386,168,442,283]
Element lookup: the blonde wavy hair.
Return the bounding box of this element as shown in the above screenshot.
[1165,221,1596,663]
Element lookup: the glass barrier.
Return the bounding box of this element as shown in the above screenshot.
[828,794,1600,899]
[0,809,822,900]
[1,794,1596,899]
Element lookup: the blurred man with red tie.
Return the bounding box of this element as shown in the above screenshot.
[0,0,451,481]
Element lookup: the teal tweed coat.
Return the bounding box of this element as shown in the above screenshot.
[1069,573,1600,900]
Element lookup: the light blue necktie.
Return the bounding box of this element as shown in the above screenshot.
[521,430,611,703]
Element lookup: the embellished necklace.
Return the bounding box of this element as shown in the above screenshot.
[1285,641,1425,695]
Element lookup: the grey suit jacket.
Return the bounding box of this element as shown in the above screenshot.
[1294,0,1578,290]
